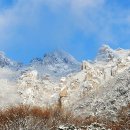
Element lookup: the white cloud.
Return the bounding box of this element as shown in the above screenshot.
[0,0,105,47]
[0,0,130,49]
[0,0,105,27]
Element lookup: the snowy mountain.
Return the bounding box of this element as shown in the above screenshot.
[0,51,22,81]
[1,45,130,122]
[60,45,130,120]
[16,45,130,119]
[95,44,130,63]
[30,50,81,79]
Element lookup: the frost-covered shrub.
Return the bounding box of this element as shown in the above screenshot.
[58,124,79,130]
[87,123,108,130]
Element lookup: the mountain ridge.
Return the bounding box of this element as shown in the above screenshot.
[0,45,130,122]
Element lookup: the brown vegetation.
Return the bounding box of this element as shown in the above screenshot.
[0,104,129,130]
[0,105,77,130]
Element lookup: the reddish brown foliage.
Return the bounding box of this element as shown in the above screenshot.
[0,104,129,129]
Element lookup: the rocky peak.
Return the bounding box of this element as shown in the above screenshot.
[43,50,80,66]
[95,44,119,62]
[0,51,17,68]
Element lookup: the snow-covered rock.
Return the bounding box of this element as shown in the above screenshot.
[95,44,119,62]
[17,69,61,107]
[60,45,130,120]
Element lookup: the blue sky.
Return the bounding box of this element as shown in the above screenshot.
[0,0,130,63]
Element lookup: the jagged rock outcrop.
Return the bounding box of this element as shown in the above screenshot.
[60,45,130,120]
[95,44,119,62]
[17,69,60,107]
[17,69,71,108]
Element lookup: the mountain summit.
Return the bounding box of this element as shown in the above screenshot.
[43,50,80,65]
[30,50,81,78]
[0,51,20,68]
[95,44,119,62]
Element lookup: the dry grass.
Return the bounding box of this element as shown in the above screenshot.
[0,104,129,129]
